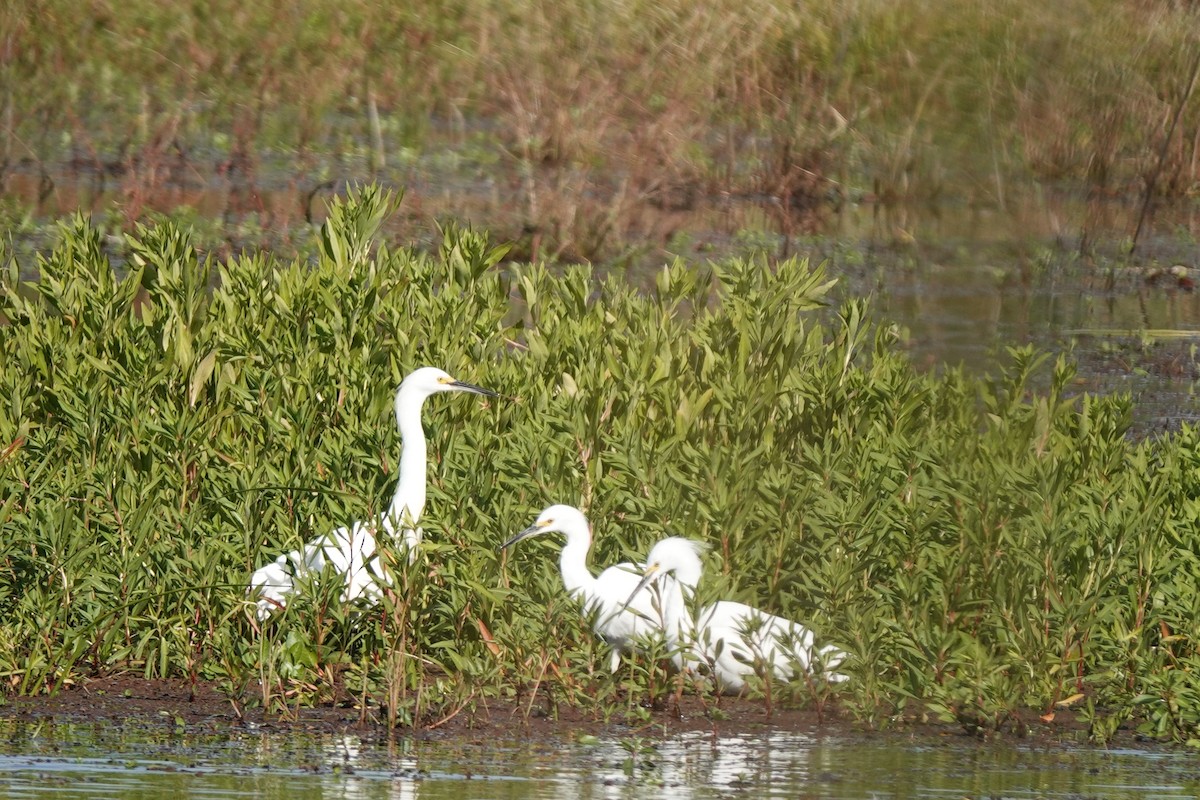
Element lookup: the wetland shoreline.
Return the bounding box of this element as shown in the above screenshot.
[0,673,1122,751]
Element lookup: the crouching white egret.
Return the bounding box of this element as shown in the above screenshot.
[501,504,665,672]
[626,537,847,693]
[248,366,497,619]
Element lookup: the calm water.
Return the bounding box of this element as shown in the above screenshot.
[0,721,1196,799]
[786,199,1200,435]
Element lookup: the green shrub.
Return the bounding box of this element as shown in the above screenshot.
[1,186,1197,740]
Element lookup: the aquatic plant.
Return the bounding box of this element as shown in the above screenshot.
[0,186,1197,742]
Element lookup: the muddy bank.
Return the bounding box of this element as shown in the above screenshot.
[0,674,1124,751]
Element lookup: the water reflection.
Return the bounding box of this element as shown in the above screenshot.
[0,720,1197,799]
[644,730,831,795]
[314,734,420,800]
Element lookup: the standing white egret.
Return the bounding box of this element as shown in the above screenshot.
[501,504,665,672]
[248,366,497,619]
[625,537,847,693]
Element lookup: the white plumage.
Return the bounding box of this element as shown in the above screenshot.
[248,366,496,619]
[627,536,847,693]
[501,504,665,672]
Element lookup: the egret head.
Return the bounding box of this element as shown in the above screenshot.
[397,366,498,404]
[624,536,706,607]
[501,504,589,550]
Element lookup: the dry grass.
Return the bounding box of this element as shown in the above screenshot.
[3,0,1199,259]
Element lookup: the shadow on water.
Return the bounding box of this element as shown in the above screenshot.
[4,158,1200,437]
[0,720,1196,799]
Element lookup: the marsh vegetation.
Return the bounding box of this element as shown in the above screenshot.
[1,187,1198,744]
[4,1,1200,264]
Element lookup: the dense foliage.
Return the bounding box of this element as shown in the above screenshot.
[1,187,1198,742]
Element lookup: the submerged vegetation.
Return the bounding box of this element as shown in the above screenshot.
[1,186,1198,743]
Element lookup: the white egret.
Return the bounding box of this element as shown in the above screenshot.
[501,504,665,672]
[248,366,497,619]
[626,537,847,693]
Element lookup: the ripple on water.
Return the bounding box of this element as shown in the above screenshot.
[1,721,1197,799]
